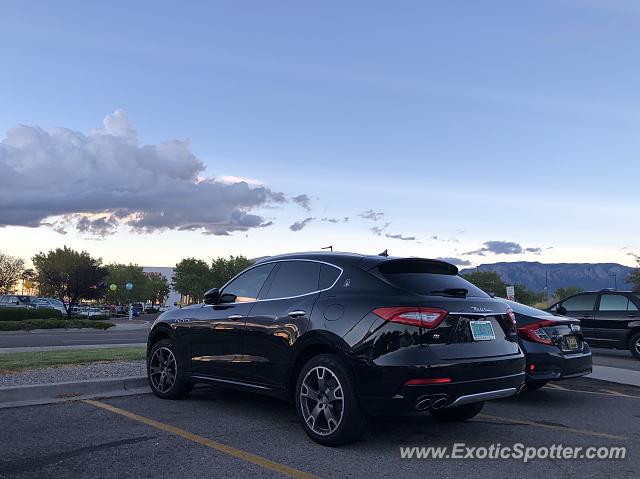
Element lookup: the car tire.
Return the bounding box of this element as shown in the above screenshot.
[295,354,366,446]
[523,380,548,391]
[430,401,484,422]
[147,339,192,399]
[628,331,640,361]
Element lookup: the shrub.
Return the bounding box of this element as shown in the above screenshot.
[0,319,114,331]
[0,307,63,321]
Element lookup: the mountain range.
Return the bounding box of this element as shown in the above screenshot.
[459,261,636,294]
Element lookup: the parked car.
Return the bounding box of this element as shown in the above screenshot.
[0,295,39,308]
[146,252,525,446]
[501,299,592,390]
[547,290,640,360]
[36,297,67,316]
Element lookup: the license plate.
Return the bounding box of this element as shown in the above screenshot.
[469,320,495,341]
[565,335,579,349]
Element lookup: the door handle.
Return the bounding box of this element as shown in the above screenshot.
[628,314,638,318]
[228,314,243,320]
[288,310,306,318]
[582,314,593,319]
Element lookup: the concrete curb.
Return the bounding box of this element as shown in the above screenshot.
[0,376,149,409]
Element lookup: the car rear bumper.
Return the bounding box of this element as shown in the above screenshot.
[353,350,525,415]
[520,340,592,382]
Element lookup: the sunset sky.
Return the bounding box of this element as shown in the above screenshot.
[1,1,639,268]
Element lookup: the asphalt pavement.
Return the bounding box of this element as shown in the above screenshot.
[0,377,638,479]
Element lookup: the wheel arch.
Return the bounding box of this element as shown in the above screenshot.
[286,331,354,401]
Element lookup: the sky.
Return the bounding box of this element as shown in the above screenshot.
[1,0,639,268]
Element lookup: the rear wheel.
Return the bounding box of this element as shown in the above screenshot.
[523,380,548,391]
[629,332,640,361]
[295,354,365,446]
[430,401,484,422]
[147,339,192,399]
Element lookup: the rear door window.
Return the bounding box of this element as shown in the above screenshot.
[377,260,488,298]
[263,261,322,299]
[319,264,341,290]
[598,294,636,312]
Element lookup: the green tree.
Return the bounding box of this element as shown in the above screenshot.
[32,246,107,317]
[104,264,153,305]
[462,271,507,296]
[146,272,170,306]
[0,252,24,293]
[210,255,254,288]
[514,284,547,306]
[172,258,212,304]
[553,286,584,301]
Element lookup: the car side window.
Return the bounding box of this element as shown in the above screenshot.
[220,264,275,303]
[561,294,597,311]
[319,264,341,290]
[598,294,631,312]
[263,261,322,299]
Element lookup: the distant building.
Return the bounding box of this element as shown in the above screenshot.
[143,266,181,307]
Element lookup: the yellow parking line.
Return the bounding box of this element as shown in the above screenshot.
[83,399,319,479]
[542,385,640,399]
[478,414,627,440]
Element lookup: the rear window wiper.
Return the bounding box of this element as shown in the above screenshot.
[430,288,468,298]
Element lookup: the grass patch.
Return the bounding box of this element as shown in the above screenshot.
[0,319,114,331]
[0,347,146,372]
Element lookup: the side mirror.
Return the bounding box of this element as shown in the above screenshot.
[556,305,567,316]
[204,288,221,305]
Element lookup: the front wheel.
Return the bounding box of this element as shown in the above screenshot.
[629,332,640,361]
[430,401,484,422]
[147,339,192,399]
[295,354,365,446]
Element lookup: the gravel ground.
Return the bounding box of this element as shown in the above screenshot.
[0,360,145,387]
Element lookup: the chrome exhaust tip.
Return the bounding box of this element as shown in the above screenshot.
[432,397,449,409]
[415,397,432,411]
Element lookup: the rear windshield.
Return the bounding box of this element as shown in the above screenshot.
[378,260,488,298]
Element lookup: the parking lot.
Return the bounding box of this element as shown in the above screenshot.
[1,371,638,479]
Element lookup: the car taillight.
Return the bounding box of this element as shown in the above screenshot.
[373,307,448,329]
[517,320,556,345]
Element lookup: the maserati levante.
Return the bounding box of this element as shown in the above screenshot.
[147,252,525,445]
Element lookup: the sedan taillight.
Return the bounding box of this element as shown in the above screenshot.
[373,307,448,329]
[517,320,556,345]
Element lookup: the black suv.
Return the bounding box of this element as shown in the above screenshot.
[548,290,640,360]
[147,252,525,445]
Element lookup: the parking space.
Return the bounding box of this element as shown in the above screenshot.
[1,376,638,479]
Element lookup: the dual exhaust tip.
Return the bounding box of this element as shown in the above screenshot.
[415,395,448,411]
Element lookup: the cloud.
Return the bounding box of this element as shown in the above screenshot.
[370,222,390,236]
[289,217,314,232]
[321,217,340,223]
[436,257,472,266]
[0,110,286,236]
[292,194,312,211]
[385,233,416,241]
[359,210,384,221]
[464,241,544,256]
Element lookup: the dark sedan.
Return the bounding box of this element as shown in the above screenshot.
[147,252,525,445]
[502,299,592,390]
